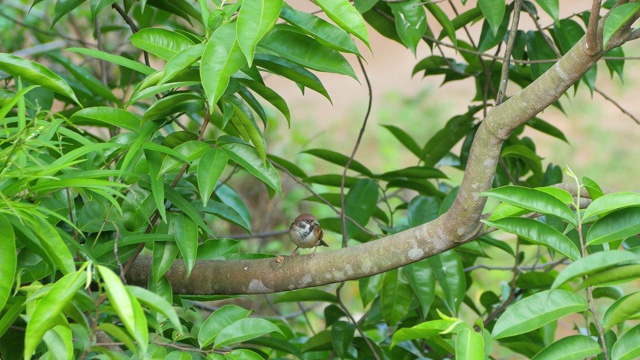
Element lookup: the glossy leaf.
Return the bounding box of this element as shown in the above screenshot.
[492,290,588,339]
[534,0,559,24]
[239,79,290,124]
[259,26,357,79]
[426,3,457,46]
[214,318,284,348]
[223,143,280,195]
[97,265,148,353]
[197,147,227,207]
[229,101,267,162]
[303,148,373,176]
[169,213,198,277]
[586,207,640,245]
[359,274,383,307]
[345,179,379,240]
[253,54,330,101]
[391,319,460,348]
[23,269,86,359]
[237,0,282,65]
[130,28,194,61]
[160,43,206,84]
[456,328,485,360]
[479,0,506,36]
[483,218,581,260]
[0,53,80,105]
[0,214,15,312]
[199,304,251,348]
[381,124,422,158]
[52,0,84,26]
[66,47,155,75]
[531,335,600,360]
[152,241,179,280]
[481,186,576,225]
[404,259,435,315]
[551,250,640,290]
[603,292,640,330]
[603,3,640,48]
[315,0,370,46]
[381,269,413,325]
[430,250,465,316]
[201,23,247,110]
[33,217,76,274]
[126,286,182,331]
[332,321,355,357]
[579,264,640,289]
[388,0,427,55]
[161,184,215,237]
[583,192,640,220]
[611,324,640,360]
[141,91,204,122]
[71,107,141,133]
[280,4,360,54]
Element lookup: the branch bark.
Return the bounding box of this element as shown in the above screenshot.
[126,21,635,295]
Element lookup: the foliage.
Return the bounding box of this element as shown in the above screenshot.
[0,0,639,359]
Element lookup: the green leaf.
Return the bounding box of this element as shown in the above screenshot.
[65,47,155,75]
[90,0,119,19]
[197,147,228,207]
[534,0,559,25]
[0,214,15,312]
[492,290,588,339]
[0,53,80,105]
[52,0,84,26]
[145,148,166,222]
[359,274,383,307]
[229,101,267,162]
[579,264,640,289]
[214,318,284,348]
[152,241,179,280]
[237,0,283,66]
[408,196,440,227]
[526,118,568,143]
[345,179,379,240]
[303,148,373,176]
[280,4,360,54]
[381,269,413,325]
[332,321,355,358]
[388,0,427,55]
[161,184,215,237]
[586,207,640,245]
[526,30,557,79]
[169,213,198,277]
[97,266,148,354]
[315,0,370,46]
[611,323,640,360]
[603,292,640,331]
[126,286,182,331]
[604,46,625,80]
[427,3,457,46]
[130,28,194,61]
[381,125,423,158]
[430,250,465,315]
[23,269,86,359]
[42,325,73,360]
[160,43,206,84]
[199,305,252,348]
[603,3,640,49]
[483,218,581,260]
[551,250,640,290]
[531,335,600,360]
[583,192,640,220]
[273,289,338,303]
[141,91,204,122]
[259,26,357,79]
[201,23,247,110]
[456,328,485,360]
[391,319,458,348]
[253,54,330,101]
[223,143,281,195]
[71,107,141,133]
[34,217,76,275]
[478,0,506,36]
[481,186,576,225]
[404,259,435,315]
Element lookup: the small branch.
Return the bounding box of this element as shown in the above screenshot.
[594,86,640,125]
[340,56,373,247]
[496,0,523,105]
[336,283,380,360]
[586,0,603,56]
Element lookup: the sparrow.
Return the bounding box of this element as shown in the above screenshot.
[289,214,328,257]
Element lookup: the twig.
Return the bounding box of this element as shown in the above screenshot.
[594,86,640,125]
[336,283,380,360]
[586,0,603,56]
[496,0,523,105]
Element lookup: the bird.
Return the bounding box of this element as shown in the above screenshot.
[288,214,328,257]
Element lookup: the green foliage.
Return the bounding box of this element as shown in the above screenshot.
[0,0,638,359]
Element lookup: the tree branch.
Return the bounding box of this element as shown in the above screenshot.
[126,18,635,295]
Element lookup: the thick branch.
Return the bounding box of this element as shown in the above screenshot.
[126,27,633,295]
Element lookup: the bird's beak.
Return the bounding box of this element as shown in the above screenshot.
[313,220,320,226]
